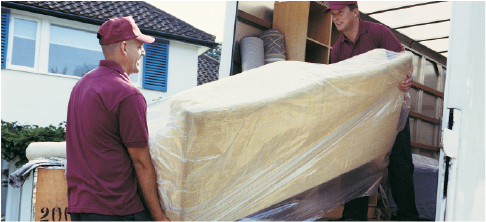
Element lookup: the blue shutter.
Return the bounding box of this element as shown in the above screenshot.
[1,9,10,69]
[143,39,169,91]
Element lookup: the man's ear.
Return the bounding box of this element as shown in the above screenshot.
[120,41,128,56]
[353,8,360,18]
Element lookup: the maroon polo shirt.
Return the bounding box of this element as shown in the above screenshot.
[66,60,148,216]
[330,20,404,64]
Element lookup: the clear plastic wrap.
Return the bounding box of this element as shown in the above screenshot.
[411,154,439,220]
[147,49,413,221]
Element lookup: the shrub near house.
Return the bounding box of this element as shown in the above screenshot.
[1,120,66,167]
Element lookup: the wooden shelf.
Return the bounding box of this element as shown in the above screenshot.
[307,37,331,48]
[237,9,272,30]
[307,2,332,46]
[306,38,331,64]
[273,1,333,64]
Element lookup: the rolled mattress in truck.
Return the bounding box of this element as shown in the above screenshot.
[147,49,413,221]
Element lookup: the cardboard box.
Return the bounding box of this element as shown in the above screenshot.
[34,168,70,221]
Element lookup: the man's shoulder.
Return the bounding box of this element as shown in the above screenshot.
[71,66,102,91]
[360,19,403,52]
[95,67,139,92]
[80,67,142,99]
[112,77,143,100]
[361,20,391,33]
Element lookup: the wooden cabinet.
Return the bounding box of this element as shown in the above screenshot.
[273,1,341,64]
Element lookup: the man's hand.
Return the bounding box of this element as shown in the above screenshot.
[398,66,413,92]
[128,146,170,221]
[157,217,170,222]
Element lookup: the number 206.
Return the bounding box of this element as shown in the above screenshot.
[39,207,69,221]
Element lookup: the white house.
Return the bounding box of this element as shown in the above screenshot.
[1,1,219,127]
[1,2,222,217]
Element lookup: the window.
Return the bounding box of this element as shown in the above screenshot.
[11,17,37,68]
[48,25,103,77]
[4,12,107,76]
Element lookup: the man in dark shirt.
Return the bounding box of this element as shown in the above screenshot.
[66,16,169,221]
[326,2,418,221]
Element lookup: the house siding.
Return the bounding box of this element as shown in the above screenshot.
[166,40,199,95]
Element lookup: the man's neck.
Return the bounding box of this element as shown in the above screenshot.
[104,56,130,75]
[343,19,360,43]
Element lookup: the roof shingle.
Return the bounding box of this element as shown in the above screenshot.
[197,54,220,86]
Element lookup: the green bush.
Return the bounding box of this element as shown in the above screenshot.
[1,120,66,167]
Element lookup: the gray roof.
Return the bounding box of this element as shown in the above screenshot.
[2,1,216,46]
[197,54,220,86]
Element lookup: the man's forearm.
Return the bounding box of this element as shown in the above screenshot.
[133,162,167,220]
[129,146,169,221]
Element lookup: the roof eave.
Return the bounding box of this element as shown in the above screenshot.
[1,1,218,48]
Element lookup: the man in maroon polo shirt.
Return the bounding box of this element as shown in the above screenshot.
[326,2,418,221]
[66,16,169,221]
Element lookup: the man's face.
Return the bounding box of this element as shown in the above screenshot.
[331,6,356,32]
[125,39,145,75]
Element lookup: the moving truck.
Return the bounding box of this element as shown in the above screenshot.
[219,1,484,220]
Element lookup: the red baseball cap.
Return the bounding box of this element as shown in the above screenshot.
[324,1,358,13]
[97,16,155,45]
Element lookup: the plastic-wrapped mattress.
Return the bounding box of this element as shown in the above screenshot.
[147,49,413,221]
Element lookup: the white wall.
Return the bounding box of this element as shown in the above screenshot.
[1,41,200,127]
[1,69,78,126]
[165,40,199,94]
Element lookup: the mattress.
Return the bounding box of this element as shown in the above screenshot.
[148,49,413,221]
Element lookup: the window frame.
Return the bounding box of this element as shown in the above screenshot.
[7,13,42,72]
[5,9,107,79]
[47,22,103,78]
